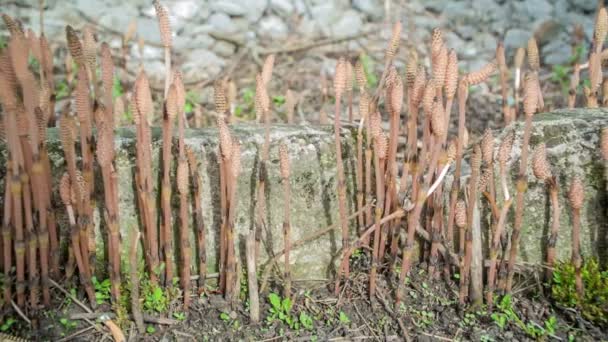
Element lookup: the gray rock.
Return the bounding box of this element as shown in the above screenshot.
[442,2,471,21]
[270,0,295,16]
[75,0,106,19]
[98,6,140,31]
[210,0,248,16]
[353,0,383,20]
[212,41,237,58]
[297,17,321,37]
[468,109,608,264]
[130,44,163,61]
[4,125,357,280]
[504,28,531,50]
[329,10,362,37]
[523,0,553,20]
[168,0,201,20]
[454,25,477,41]
[182,49,225,80]
[208,12,239,35]
[244,0,268,22]
[174,33,215,52]
[422,0,445,13]
[310,3,338,29]
[543,34,573,65]
[135,17,166,45]
[141,60,166,85]
[258,15,289,40]
[569,0,597,12]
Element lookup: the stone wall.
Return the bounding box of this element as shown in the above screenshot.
[0,124,357,281]
[0,109,606,283]
[489,109,608,265]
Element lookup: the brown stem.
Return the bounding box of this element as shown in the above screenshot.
[486,198,513,309]
[282,177,291,299]
[219,158,227,292]
[545,179,560,282]
[66,205,96,308]
[506,114,533,292]
[161,116,173,287]
[225,165,237,302]
[368,145,385,298]
[356,127,365,238]
[22,173,39,307]
[572,208,584,300]
[178,160,191,310]
[11,175,26,308]
[2,169,12,307]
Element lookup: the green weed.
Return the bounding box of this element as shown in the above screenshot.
[552,259,608,325]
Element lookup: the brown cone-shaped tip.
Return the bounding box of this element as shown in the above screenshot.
[455,200,466,228]
[333,57,346,96]
[376,133,388,160]
[214,80,227,114]
[261,54,275,86]
[390,74,403,115]
[231,140,241,178]
[532,143,552,181]
[447,139,457,163]
[462,61,496,86]
[481,128,494,164]
[134,71,153,122]
[568,177,585,210]
[369,111,382,139]
[218,117,233,160]
[355,58,366,90]
[431,27,443,58]
[279,143,290,179]
[523,73,539,117]
[498,131,514,166]
[595,7,608,50]
[66,25,84,65]
[422,79,436,115]
[59,173,74,206]
[445,49,459,99]
[601,127,608,161]
[176,161,189,194]
[153,0,172,48]
[433,45,448,88]
[527,37,540,70]
[386,21,402,60]
[166,83,178,121]
[255,73,270,118]
[431,99,446,138]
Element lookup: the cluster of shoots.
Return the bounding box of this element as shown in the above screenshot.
[0,1,606,333]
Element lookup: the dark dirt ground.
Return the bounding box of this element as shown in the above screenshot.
[7,252,606,342]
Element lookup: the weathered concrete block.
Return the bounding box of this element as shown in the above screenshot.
[0,124,357,281]
[470,109,608,265]
[0,109,605,284]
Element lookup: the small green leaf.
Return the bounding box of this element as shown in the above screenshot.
[269,293,281,310]
[339,311,350,324]
[146,325,156,334]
